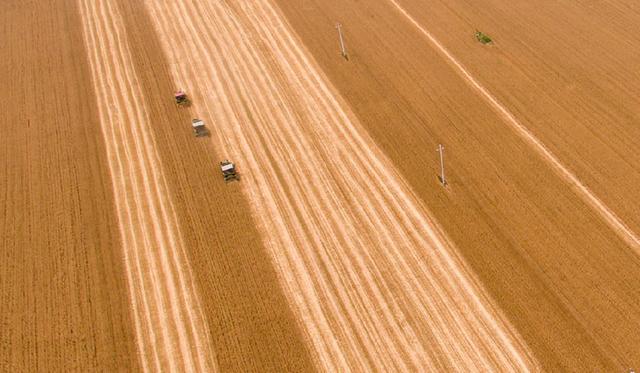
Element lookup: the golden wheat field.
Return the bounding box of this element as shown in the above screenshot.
[2,0,640,371]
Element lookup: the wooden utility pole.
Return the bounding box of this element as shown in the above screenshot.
[336,23,348,60]
[437,144,446,186]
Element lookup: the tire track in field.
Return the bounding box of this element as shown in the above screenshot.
[77,1,216,371]
[388,0,640,253]
[144,0,539,370]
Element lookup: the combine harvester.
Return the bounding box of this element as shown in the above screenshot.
[175,90,190,106]
[192,119,209,137]
[220,160,239,183]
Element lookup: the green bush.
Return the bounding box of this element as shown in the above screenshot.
[475,31,492,44]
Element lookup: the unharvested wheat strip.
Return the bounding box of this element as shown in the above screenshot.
[77,0,215,371]
[388,0,640,253]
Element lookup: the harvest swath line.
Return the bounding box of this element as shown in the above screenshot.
[77,0,216,371]
[144,0,539,370]
[388,0,640,252]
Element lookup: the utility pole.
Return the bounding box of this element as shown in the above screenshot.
[336,23,348,60]
[437,144,446,186]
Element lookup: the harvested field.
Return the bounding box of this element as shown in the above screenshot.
[4,0,640,371]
